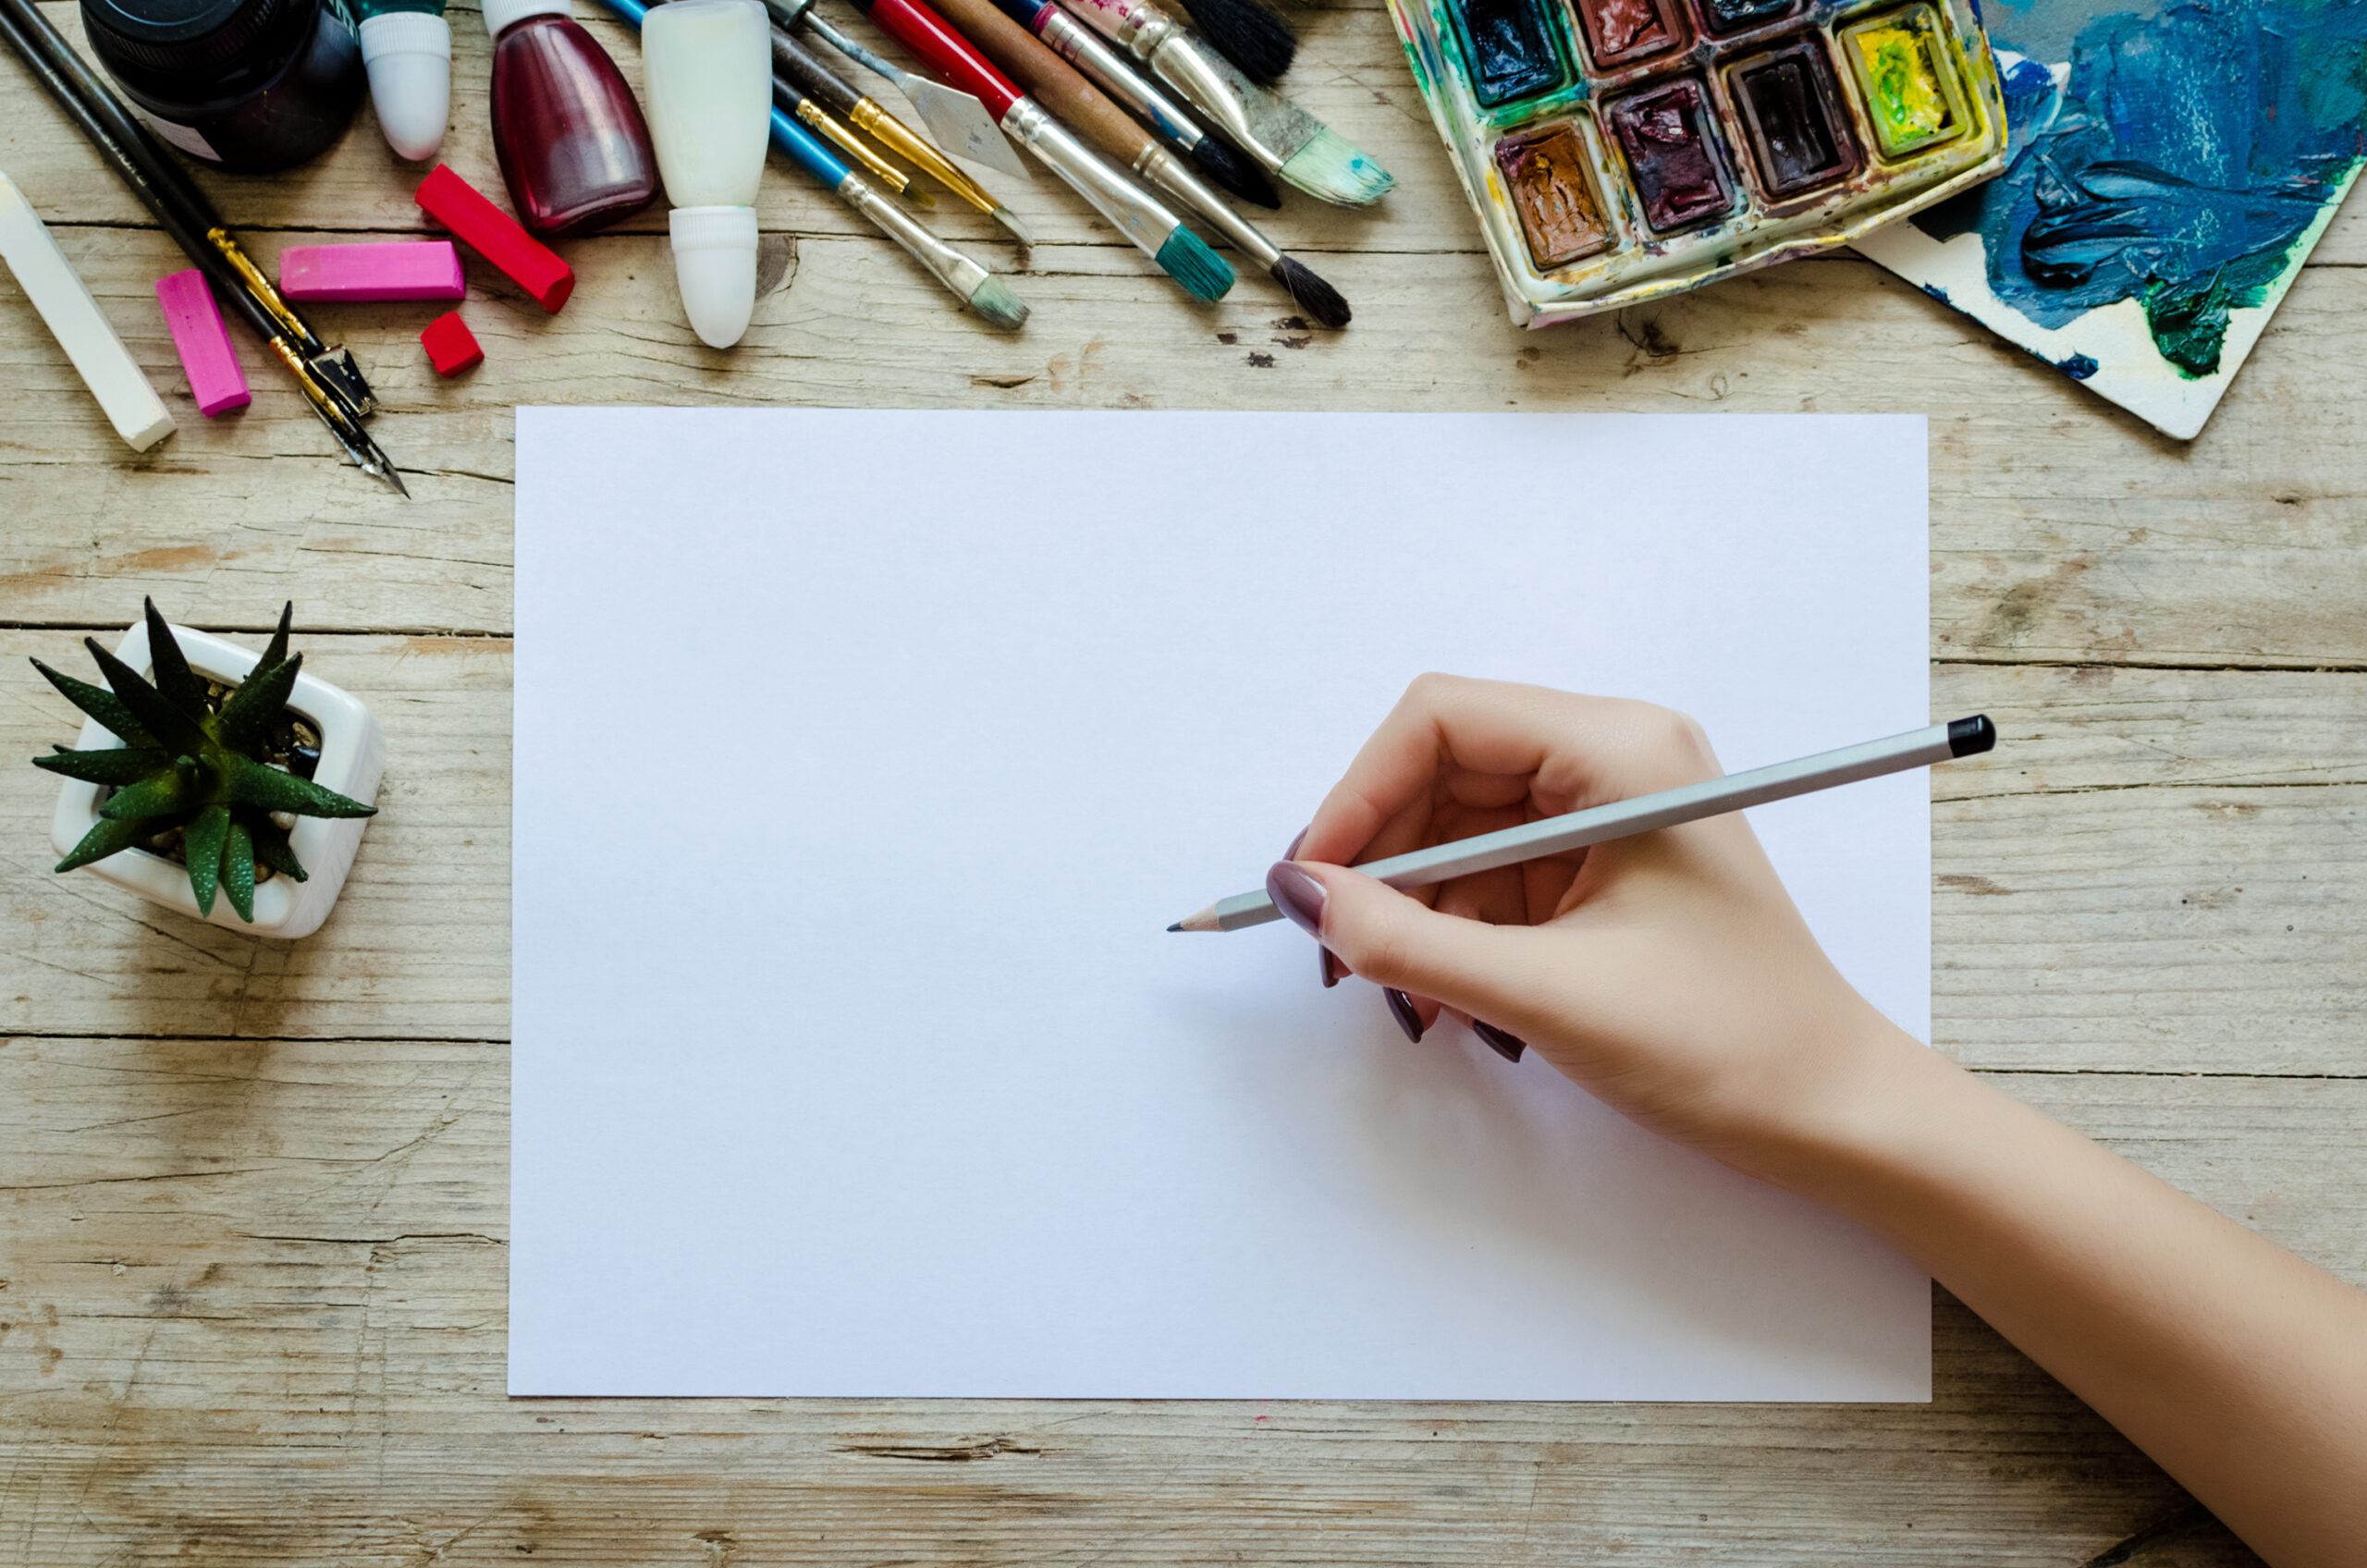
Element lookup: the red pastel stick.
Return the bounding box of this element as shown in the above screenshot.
[414,165,574,313]
[852,0,1022,116]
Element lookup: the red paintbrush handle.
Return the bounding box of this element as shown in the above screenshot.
[865,0,1024,117]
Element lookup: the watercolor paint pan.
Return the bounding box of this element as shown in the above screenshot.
[1387,0,2008,326]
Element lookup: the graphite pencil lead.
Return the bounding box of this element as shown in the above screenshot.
[1166,922,1183,932]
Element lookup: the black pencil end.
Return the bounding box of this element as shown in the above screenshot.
[1947,714,1996,757]
[1166,922,1184,932]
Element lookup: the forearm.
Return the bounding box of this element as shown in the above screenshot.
[1746,1026,2367,1566]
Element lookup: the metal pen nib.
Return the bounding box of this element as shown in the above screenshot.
[271,338,408,496]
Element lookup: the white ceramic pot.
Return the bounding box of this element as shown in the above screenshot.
[45,620,385,940]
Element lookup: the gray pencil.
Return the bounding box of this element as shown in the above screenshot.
[1168,716,1997,933]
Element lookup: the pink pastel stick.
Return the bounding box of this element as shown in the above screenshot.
[153,268,250,418]
[277,240,467,302]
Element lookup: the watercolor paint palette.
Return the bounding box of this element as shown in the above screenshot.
[1387,0,2009,325]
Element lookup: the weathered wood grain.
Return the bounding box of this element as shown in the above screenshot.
[6,219,2367,668]
[2,1036,2343,1567]
[4,637,2361,1072]
[3,0,2360,1553]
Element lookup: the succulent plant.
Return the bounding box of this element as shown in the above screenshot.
[31,600,376,922]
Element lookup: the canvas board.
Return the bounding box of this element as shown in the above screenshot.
[511,409,1935,1401]
[1857,0,2367,440]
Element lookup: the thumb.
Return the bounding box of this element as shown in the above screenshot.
[1266,861,1547,1027]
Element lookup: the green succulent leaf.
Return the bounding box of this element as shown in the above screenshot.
[220,816,256,922]
[54,815,153,873]
[250,823,309,883]
[142,598,211,720]
[213,653,301,756]
[220,753,374,818]
[260,601,293,673]
[32,746,172,786]
[30,658,154,747]
[83,637,205,754]
[184,803,229,915]
[99,765,198,821]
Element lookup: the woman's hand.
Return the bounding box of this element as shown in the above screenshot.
[1273,676,2367,1566]
[1268,673,1919,1170]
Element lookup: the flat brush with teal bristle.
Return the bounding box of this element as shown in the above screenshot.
[849,0,1234,301]
[1054,0,1392,206]
[934,0,1345,324]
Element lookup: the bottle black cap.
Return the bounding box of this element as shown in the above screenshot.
[1946,715,1996,757]
[81,0,290,77]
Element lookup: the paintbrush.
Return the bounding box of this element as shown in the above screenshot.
[0,0,404,493]
[1053,0,1392,205]
[768,22,1035,243]
[766,0,1028,178]
[989,0,1276,207]
[833,0,1233,301]
[597,0,1028,329]
[933,0,1345,324]
[1170,0,1292,82]
[773,76,936,204]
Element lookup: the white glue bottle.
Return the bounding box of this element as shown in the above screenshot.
[639,0,772,348]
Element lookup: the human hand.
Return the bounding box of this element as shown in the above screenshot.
[1268,675,1919,1170]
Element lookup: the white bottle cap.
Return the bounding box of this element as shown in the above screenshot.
[668,204,759,349]
[481,0,570,37]
[358,12,451,160]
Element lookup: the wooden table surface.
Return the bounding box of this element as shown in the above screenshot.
[3,0,2362,1561]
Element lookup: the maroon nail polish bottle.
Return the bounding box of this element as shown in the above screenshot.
[484,0,657,237]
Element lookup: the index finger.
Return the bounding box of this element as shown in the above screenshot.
[1298,675,1723,868]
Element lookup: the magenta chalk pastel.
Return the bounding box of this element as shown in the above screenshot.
[278,240,467,302]
[153,267,251,418]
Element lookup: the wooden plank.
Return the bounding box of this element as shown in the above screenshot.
[4,637,2361,1072]
[5,214,2367,663]
[3,1045,2336,1566]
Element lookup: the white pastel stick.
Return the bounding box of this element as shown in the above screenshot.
[0,169,175,451]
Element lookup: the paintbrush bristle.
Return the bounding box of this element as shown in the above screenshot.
[990,205,1036,246]
[1174,0,1295,82]
[967,274,1031,331]
[1155,225,1235,302]
[1189,133,1281,208]
[1279,126,1395,207]
[1268,253,1349,329]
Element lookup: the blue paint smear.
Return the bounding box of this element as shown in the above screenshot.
[1913,0,2367,377]
[2056,351,2100,377]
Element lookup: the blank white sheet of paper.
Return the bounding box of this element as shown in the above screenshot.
[511,409,1933,1401]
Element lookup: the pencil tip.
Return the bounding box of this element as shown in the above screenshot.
[1166,922,1184,932]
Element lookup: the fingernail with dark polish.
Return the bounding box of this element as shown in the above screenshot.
[1472,1021,1526,1063]
[1385,987,1424,1042]
[1320,947,1341,988]
[1284,826,1308,859]
[1266,861,1326,938]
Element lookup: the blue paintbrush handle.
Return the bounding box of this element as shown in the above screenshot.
[588,0,855,188]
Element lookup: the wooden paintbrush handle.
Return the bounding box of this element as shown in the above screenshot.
[927,0,1153,162]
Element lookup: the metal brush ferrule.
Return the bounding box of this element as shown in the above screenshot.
[1001,99,1179,255]
[837,173,990,305]
[1081,0,1178,59]
[1135,145,1279,268]
[1037,8,1199,146]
